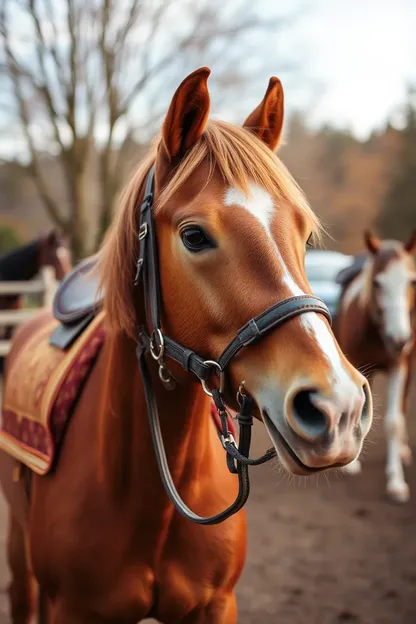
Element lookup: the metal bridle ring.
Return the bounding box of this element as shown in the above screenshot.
[201,360,224,397]
[159,363,173,385]
[237,381,247,406]
[150,329,164,361]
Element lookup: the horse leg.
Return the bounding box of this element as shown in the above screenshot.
[6,511,36,624]
[179,592,237,624]
[398,356,413,466]
[385,362,409,503]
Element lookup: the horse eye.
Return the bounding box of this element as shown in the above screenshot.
[180,226,215,253]
[306,233,314,248]
[373,277,382,289]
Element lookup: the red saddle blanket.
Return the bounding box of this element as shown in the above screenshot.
[0,313,105,474]
[0,313,235,475]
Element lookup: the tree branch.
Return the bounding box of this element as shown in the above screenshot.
[0,0,67,229]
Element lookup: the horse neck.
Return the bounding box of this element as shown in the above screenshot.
[99,330,213,501]
[0,240,40,281]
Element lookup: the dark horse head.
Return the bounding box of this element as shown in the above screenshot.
[0,230,72,370]
[0,230,72,282]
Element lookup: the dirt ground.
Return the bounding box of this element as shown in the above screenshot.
[0,375,415,623]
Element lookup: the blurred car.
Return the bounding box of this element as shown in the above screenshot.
[305,250,354,317]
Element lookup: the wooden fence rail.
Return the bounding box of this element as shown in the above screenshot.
[0,267,57,357]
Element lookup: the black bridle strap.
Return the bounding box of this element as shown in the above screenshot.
[135,164,332,525]
[139,330,212,381]
[218,295,331,370]
[140,294,331,383]
[212,389,277,475]
[138,344,251,524]
[136,166,331,383]
[135,165,162,331]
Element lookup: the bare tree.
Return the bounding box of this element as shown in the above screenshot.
[0,0,298,259]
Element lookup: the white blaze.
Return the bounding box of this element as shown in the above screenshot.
[224,184,355,393]
[377,259,413,343]
[225,186,274,238]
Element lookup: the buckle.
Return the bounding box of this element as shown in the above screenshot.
[139,223,148,240]
[150,328,164,361]
[134,258,143,286]
[220,432,236,449]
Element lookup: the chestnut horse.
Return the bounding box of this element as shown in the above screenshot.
[0,69,372,623]
[336,230,416,503]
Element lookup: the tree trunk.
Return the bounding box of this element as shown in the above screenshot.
[69,172,89,262]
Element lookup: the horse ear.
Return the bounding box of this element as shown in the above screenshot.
[162,67,211,161]
[364,229,381,254]
[243,77,284,151]
[404,230,416,254]
[46,229,58,245]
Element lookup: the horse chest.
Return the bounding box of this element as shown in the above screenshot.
[101,506,245,619]
[148,515,246,620]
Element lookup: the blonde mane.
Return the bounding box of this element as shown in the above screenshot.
[99,119,322,337]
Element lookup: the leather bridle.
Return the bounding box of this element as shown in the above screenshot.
[135,164,331,525]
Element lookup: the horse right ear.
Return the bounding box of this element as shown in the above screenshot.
[46,229,58,244]
[243,77,284,152]
[404,230,416,254]
[364,230,380,254]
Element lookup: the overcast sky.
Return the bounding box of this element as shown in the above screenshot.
[1,0,415,160]
[296,0,416,136]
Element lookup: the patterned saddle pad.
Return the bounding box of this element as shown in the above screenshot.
[0,313,105,474]
[0,312,235,475]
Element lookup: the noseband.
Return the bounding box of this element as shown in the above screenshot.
[136,165,331,524]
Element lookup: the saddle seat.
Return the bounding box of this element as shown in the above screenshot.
[335,252,368,288]
[51,256,103,349]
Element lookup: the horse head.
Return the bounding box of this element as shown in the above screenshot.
[363,229,416,357]
[100,68,373,475]
[39,230,72,281]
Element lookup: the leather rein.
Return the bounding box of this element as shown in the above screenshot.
[135,165,331,525]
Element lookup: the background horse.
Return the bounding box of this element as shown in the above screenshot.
[335,230,416,502]
[0,68,372,623]
[0,230,72,335]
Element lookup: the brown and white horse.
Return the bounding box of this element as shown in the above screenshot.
[0,69,372,623]
[336,230,416,503]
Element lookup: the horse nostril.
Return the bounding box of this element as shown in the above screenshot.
[291,389,329,440]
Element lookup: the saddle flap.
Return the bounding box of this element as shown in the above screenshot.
[53,256,103,324]
[49,313,96,350]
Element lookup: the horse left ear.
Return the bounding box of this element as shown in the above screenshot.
[243,77,284,151]
[364,229,380,254]
[404,230,416,254]
[162,67,211,161]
